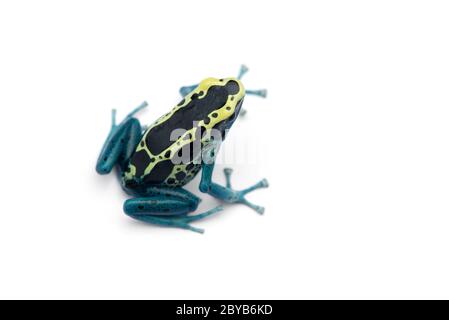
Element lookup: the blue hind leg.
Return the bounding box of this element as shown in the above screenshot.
[96,102,148,174]
[124,186,223,234]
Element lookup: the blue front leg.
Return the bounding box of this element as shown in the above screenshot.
[199,150,269,214]
[179,84,198,97]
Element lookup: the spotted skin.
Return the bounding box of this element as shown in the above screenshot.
[96,66,268,233]
[124,77,245,190]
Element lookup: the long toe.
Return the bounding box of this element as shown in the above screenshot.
[223,168,233,175]
[241,178,270,195]
[254,206,265,215]
[259,178,269,188]
[241,198,265,215]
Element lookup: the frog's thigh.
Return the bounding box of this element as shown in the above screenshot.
[117,119,143,170]
[96,117,142,174]
[96,102,148,175]
[123,187,223,233]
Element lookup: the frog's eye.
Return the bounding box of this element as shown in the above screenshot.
[224,80,240,95]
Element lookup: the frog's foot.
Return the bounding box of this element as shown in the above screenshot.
[245,89,267,98]
[117,101,148,126]
[237,64,249,79]
[237,64,267,98]
[179,65,267,101]
[108,101,148,131]
[224,168,268,214]
[179,84,198,97]
[235,64,267,118]
[202,168,268,214]
[239,180,269,214]
[126,205,224,234]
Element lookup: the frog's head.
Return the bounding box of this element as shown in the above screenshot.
[190,77,245,141]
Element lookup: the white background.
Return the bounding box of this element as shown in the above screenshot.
[0,0,449,299]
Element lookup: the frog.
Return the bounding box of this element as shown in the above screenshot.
[95,65,268,233]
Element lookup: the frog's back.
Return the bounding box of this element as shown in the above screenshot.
[122,77,245,190]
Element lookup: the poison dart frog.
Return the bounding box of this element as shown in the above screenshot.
[96,65,268,233]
